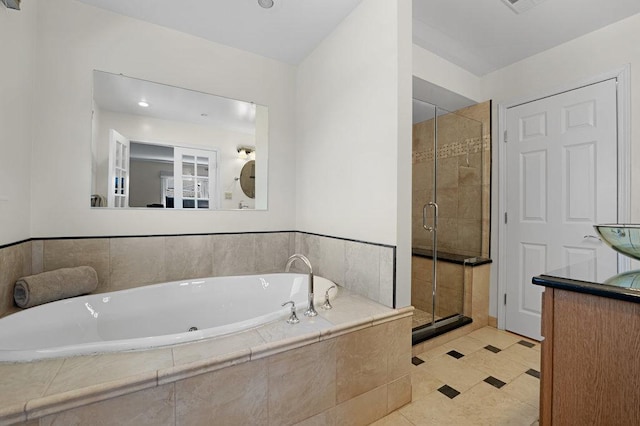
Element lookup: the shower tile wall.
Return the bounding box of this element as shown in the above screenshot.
[411,256,464,319]
[412,101,491,259]
[0,232,395,318]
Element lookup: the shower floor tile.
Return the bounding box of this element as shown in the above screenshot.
[371,326,541,426]
[411,308,441,329]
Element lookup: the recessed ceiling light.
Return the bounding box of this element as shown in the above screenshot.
[258,0,274,9]
[138,101,150,108]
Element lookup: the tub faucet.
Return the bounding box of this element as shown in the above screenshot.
[285,254,317,317]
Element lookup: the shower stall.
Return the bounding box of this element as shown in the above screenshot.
[411,99,487,344]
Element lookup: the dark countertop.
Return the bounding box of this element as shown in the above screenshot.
[532,261,640,304]
[412,247,492,267]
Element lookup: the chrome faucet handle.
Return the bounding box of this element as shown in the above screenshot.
[321,285,337,310]
[281,301,300,324]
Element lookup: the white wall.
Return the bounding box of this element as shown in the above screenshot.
[296,0,406,246]
[295,0,412,306]
[30,0,296,238]
[480,12,640,319]
[413,44,483,103]
[0,2,37,245]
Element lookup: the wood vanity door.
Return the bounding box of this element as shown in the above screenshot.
[543,289,640,425]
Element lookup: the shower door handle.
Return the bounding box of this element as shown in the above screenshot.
[422,202,439,232]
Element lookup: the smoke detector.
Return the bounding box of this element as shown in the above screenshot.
[501,0,548,14]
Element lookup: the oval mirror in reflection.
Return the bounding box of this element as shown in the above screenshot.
[240,160,256,199]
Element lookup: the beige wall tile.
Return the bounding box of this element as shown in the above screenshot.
[255,232,291,273]
[387,318,412,381]
[268,339,337,425]
[31,240,43,274]
[0,242,32,316]
[457,219,483,256]
[39,383,175,426]
[212,233,256,276]
[436,218,459,252]
[458,153,482,186]
[294,233,346,286]
[43,239,110,292]
[436,157,459,189]
[336,324,388,403]
[293,408,336,426]
[387,375,411,413]
[45,349,173,396]
[379,247,394,307]
[110,237,166,291]
[172,329,264,366]
[458,185,482,220]
[336,385,388,426]
[164,235,213,281]
[470,265,490,326]
[413,119,435,153]
[412,100,490,258]
[370,411,414,426]
[344,241,380,302]
[435,187,458,219]
[175,358,268,426]
[0,358,63,407]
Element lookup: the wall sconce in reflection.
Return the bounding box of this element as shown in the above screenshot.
[237,145,255,160]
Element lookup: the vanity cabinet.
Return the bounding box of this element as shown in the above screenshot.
[538,286,640,425]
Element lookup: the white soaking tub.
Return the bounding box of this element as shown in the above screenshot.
[0,273,337,362]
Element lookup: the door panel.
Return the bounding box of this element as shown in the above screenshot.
[506,79,618,339]
[107,129,130,208]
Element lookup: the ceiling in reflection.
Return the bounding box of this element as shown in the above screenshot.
[93,71,257,135]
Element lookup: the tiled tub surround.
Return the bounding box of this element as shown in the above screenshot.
[0,288,413,425]
[0,232,395,318]
[412,101,491,259]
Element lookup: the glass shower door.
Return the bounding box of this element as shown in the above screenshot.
[412,100,483,332]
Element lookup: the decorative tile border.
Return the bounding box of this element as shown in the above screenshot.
[413,135,490,164]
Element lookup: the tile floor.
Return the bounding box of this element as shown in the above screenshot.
[373,326,541,426]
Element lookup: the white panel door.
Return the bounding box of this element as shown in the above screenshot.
[173,147,218,209]
[107,129,130,208]
[505,79,618,339]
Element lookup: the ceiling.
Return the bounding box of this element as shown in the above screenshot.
[77,0,640,75]
[413,0,640,76]
[77,0,363,64]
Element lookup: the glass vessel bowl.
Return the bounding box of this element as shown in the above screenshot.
[594,224,640,261]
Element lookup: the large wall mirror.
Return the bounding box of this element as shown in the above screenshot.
[90,70,268,210]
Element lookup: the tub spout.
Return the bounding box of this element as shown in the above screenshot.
[285,254,317,317]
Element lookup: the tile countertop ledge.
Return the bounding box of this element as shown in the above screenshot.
[0,288,413,424]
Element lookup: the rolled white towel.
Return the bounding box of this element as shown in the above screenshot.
[14,266,98,308]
